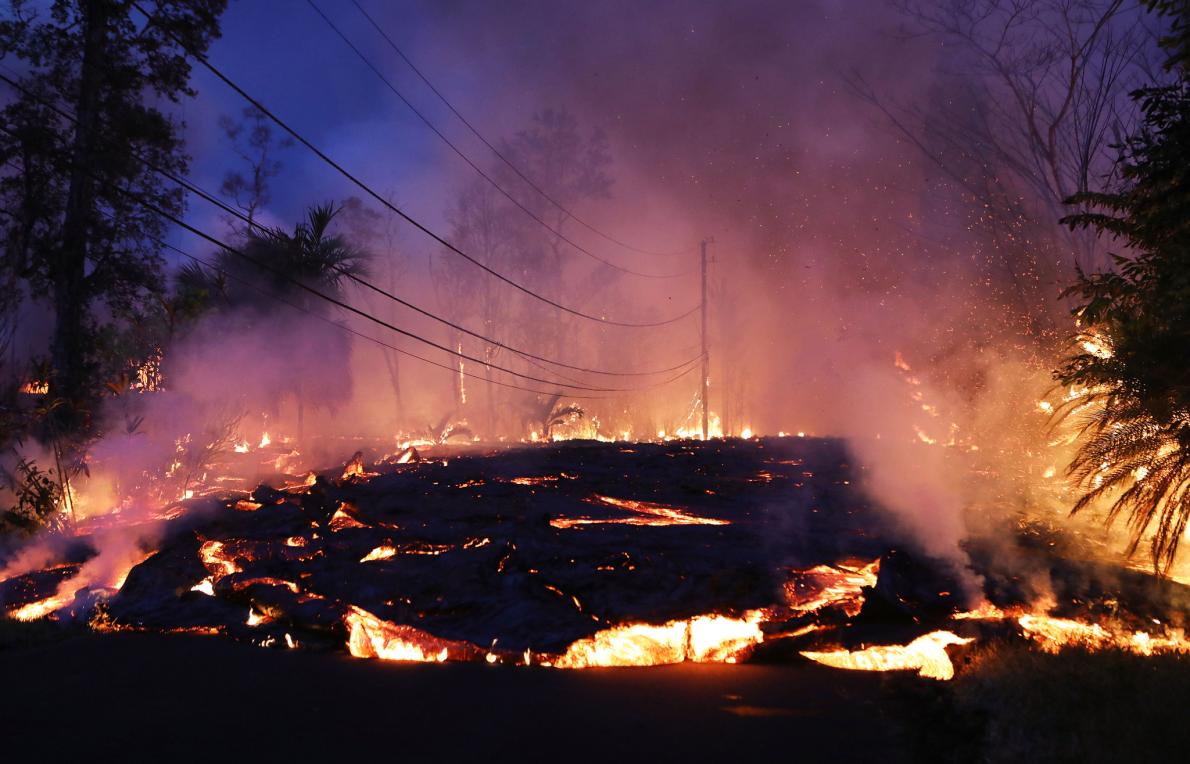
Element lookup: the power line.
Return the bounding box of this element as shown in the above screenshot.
[0,120,668,395]
[157,236,697,400]
[131,2,699,329]
[347,0,697,260]
[304,0,692,280]
[0,166,695,401]
[173,166,703,378]
[0,68,701,382]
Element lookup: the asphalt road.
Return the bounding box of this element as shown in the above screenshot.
[0,633,907,763]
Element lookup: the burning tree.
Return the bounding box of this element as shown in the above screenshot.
[1057,0,1190,574]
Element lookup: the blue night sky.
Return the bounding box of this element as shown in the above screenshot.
[175,0,918,271]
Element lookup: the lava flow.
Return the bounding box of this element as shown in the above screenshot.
[5,438,1189,687]
[550,494,731,529]
[345,606,484,663]
[554,611,766,668]
[800,631,974,681]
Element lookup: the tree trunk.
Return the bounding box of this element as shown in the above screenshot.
[52,0,109,440]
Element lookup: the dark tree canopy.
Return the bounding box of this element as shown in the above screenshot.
[1058,0,1190,572]
[0,0,226,442]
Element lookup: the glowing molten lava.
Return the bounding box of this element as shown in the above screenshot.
[550,495,730,529]
[782,558,880,617]
[328,503,367,531]
[800,631,973,681]
[344,606,483,662]
[6,548,154,621]
[198,540,241,578]
[554,612,765,668]
[9,592,75,621]
[360,545,397,562]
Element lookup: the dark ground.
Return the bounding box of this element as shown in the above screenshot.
[0,632,906,763]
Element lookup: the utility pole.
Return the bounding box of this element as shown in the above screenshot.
[700,239,710,441]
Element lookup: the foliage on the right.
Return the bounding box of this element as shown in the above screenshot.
[1057,1,1190,574]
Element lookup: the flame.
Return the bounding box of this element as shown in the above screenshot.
[233,440,250,453]
[951,601,1007,620]
[19,380,49,395]
[1080,333,1114,359]
[800,631,973,680]
[740,427,754,439]
[1017,614,1190,655]
[259,432,271,448]
[950,606,1190,658]
[340,452,377,480]
[279,472,318,492]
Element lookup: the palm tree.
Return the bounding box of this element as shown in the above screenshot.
[524,393,584,440]
[1055,21,1190,574]
[218,202,369,443]
[227,202,369,302]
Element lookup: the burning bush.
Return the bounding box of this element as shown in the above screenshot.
[0,458,67,536]
[1055,2,1190,575]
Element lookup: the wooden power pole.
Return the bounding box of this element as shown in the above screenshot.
[700,239,710,441]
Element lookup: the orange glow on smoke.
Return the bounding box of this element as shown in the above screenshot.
[7,549,154,621]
